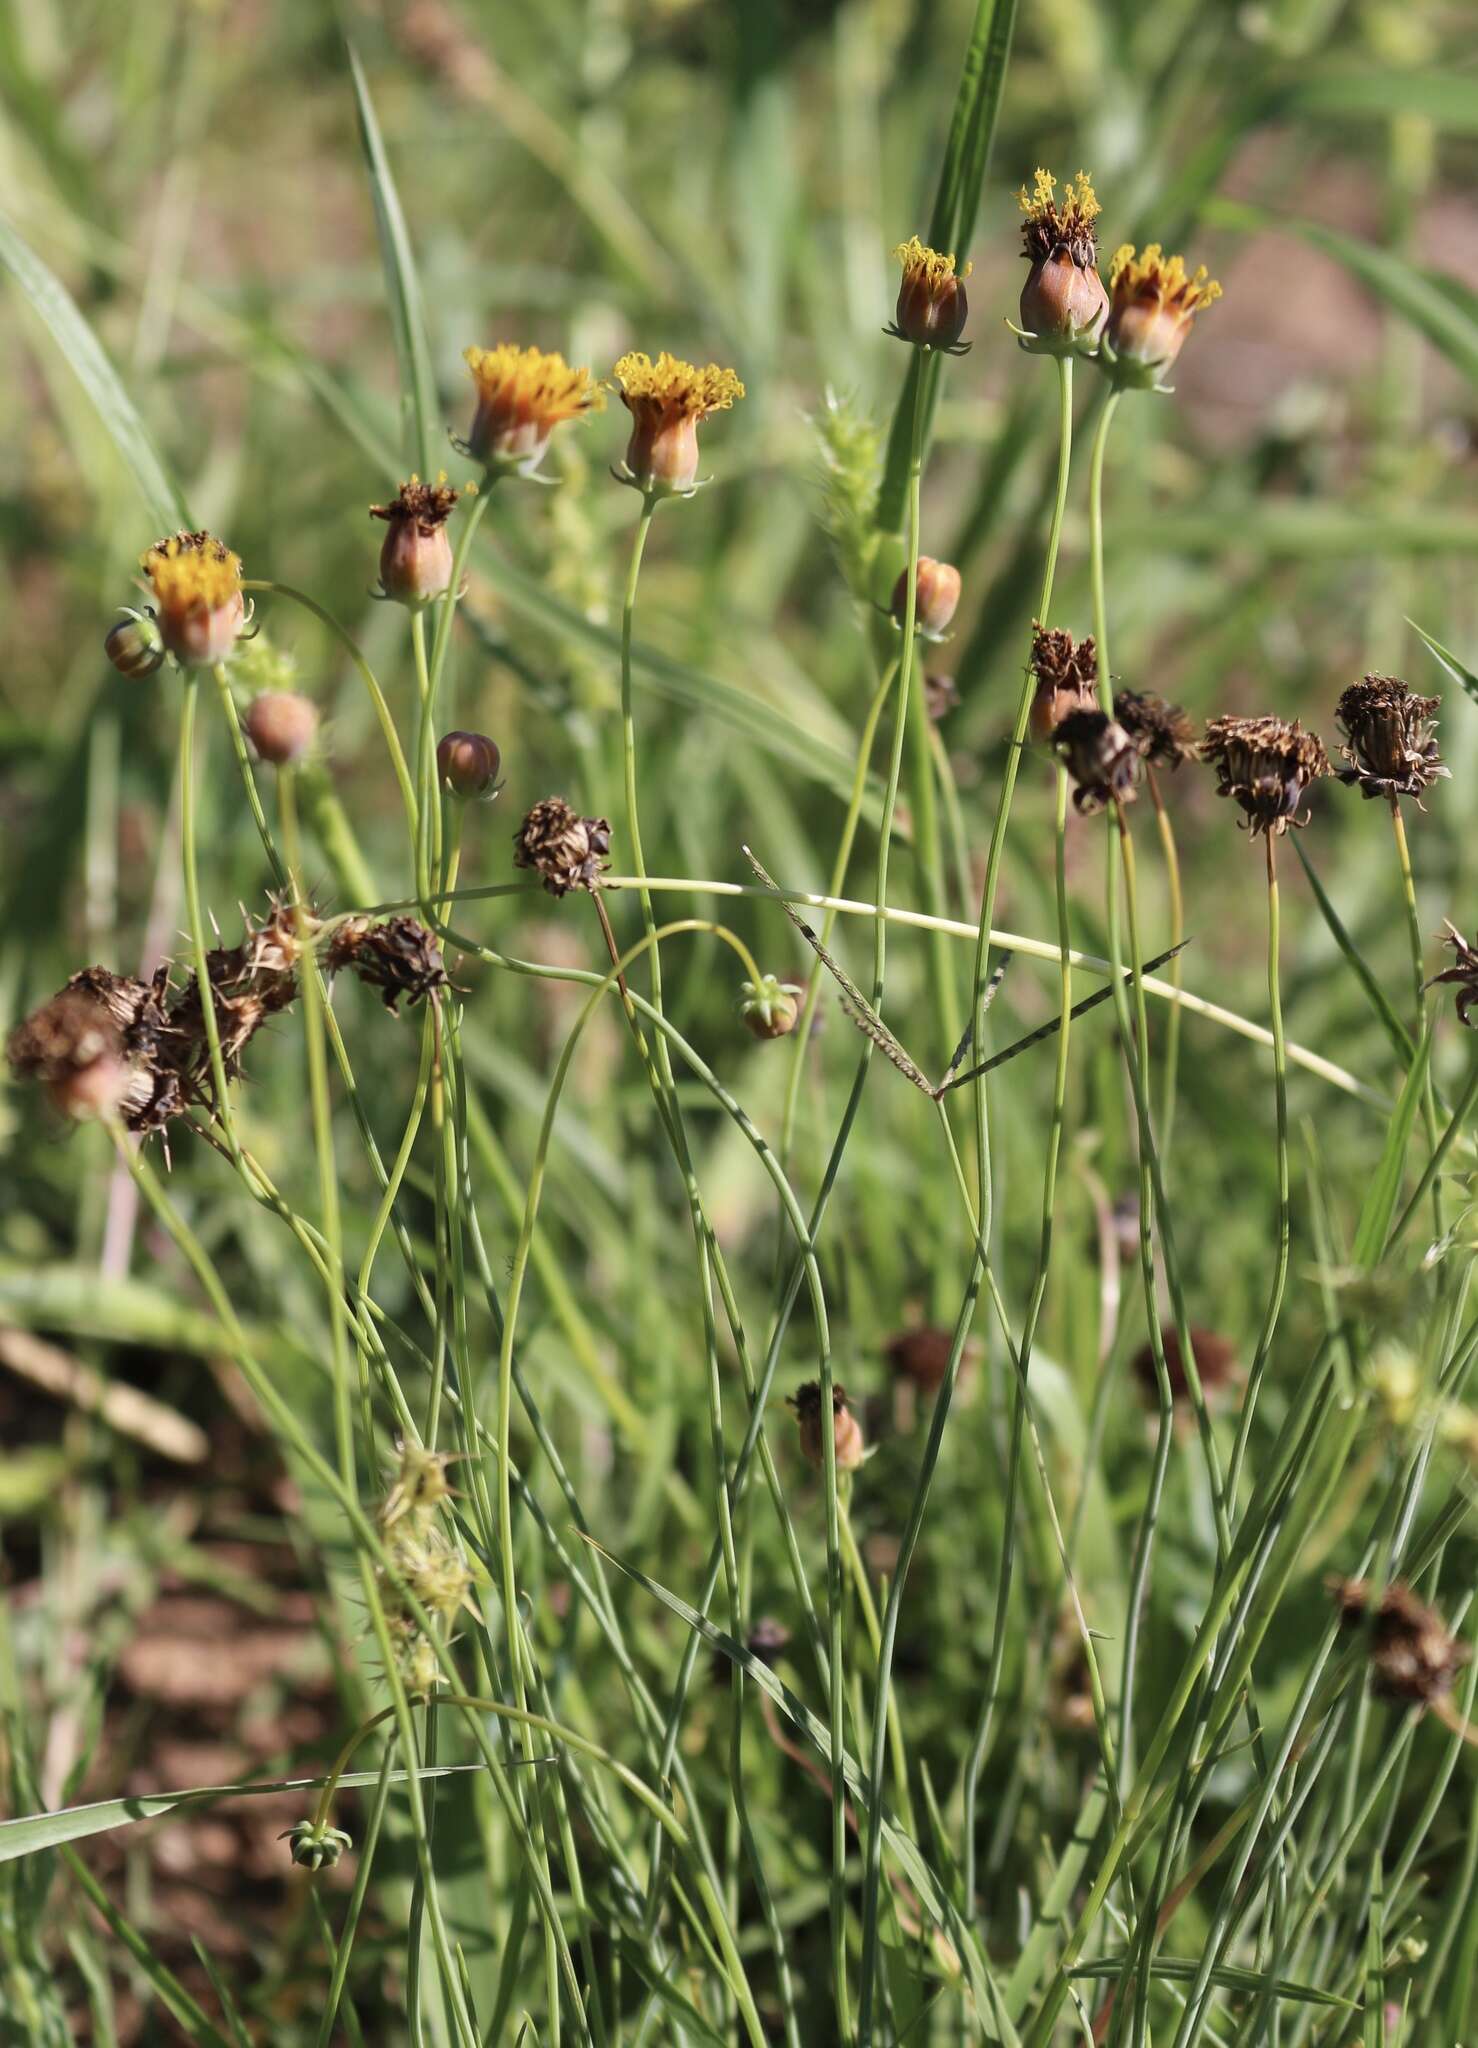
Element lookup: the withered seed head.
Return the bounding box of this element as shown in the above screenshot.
[788,1380,865,1474]
[1131,1324,1239,1409]
[1201,714,1330,838]
[1335,675,1448,803]
[513,797,612,898]
[326,916,448,1010]
[1427,922,1478,1028]
[1028,624,1099,743]
[1114,689,1198,769]
[882,1326,983,1396]
[1052,707,1139,814]
[1328,1576,1468,1706]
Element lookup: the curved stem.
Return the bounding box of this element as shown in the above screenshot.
[1088,391,1123,716]
[1148,766,1184,1153]
[177,676,242,1164]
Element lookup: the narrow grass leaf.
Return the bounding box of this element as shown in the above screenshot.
[345,38,439,476]
[0,212,189,530]
[1351,1026,1432,1267]
[1292,839,1415,1065]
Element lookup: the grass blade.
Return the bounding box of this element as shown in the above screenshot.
[1352,1024,1432,1267]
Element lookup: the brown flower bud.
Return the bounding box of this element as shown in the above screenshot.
[888,238,971,354]
[245,691,318,766]
[370,476,457,608]
[739,974,802,1040]
[789,1380,865,1474]
[891,558,961,640]
[437,730,502,800]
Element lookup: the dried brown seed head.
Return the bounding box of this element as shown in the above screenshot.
[1028,625,1099,742]
[1335,675,1448,803]
[1052,707,1139,814]
[326,916,448,1010]
[513,797,612,898]
[1328,1576,1468,1706]
[1201,714,1330,838]
[1131,1324,1239,1408]
[1114,689,1198,769]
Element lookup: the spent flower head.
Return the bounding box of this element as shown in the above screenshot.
[1201,714,1329,838]
[514,797,612,897]
[1114,689,1199,769]
[611,351,745,496]
[370,474,458,607]
[1016,169,1108,356]
[1335,674,1448,803]
[460,343,603,478]
[887,237,971,354]
[1028,624,1099,743]
[1102,244,1221,389]
[141,531,248,667]
[789,1380,865,1474]
[739,974,803,1041]
[1427,921,1478,1027]
[1329,1576,1468,1706]
[1052,707,1140,814]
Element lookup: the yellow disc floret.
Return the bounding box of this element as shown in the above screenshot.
[463,343,604,427]
[612,351,745,419]
[142,530,243,614]
[1108,244,1221,315]
[891,236,972,287]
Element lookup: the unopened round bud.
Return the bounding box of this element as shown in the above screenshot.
[245,691,318,766]
[740,974,802,1040]
[104,610,165,679]
[1019,251,1109,354]
[891,558,961,640]
[437,730,502,800]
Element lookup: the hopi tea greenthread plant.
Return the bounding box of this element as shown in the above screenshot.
[6,26,1478,2048]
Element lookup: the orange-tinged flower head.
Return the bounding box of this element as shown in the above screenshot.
[1103,244,1221,387]
[1017,169,1109,356]
[612,351,745,496]
[461,344,603,476]
[141,531,246,667]
[888,236,971,354]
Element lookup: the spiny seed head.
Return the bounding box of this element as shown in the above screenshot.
[1201,714,1330,838]
[1328,1576,1468,1706]
[326,916,448,1010]
[513,797,611,897]
[888,237,972,353]
[1052,707,1140,814]
[1114,689,1199,768]
[380,1443,457,1532]
[1335,674,1448,802]
[788,1380,865,1473]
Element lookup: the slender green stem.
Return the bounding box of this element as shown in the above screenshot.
[1088,391,1122,717]
[212,663,288,891]
[1390,793,1444,1226]
[958,353,1074,1885]
[177,675,242,1164]
[1227,832,1288,1508]
[618,497,668,1061]
[1148,766,1185,1153]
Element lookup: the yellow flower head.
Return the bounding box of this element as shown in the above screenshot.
[888,237,972,353]
[1103,243,1221,386]
[612,351,745,421]
[1018,169,1102,267]
[461,343,603,475]
[142,530,242,614]
[141,531,246,666]
[612,352,745,495]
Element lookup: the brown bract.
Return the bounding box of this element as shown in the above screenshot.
[1329,1576,1468,1706]
[326,917,448,1010]
[1201,714,1330,838]
[1028,625,1099,743]
[1335,675,1448,803]
[1114,689,1198,769]
[514,797,612,898]
[1052,707,1139,814]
